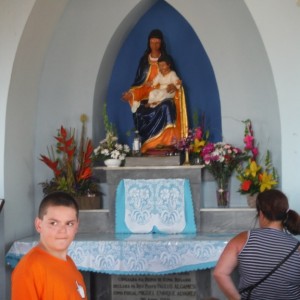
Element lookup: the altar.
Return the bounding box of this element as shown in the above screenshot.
[6,232,235,275]
[6,166,257,299]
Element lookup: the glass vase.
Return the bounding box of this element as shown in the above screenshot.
[190,152,202,165]
[216,177,230,208]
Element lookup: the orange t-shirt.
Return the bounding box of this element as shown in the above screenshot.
[11,246,87,300]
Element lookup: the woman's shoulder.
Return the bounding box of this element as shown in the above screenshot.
[227,231,249,253]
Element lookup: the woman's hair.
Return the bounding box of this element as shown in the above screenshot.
[256,189,300,234]
[38,191,79,219]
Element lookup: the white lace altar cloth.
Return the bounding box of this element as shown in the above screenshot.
[5,233,233,275]
[116,179,196,234]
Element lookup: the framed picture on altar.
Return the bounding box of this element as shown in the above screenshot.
[0,199,4,213]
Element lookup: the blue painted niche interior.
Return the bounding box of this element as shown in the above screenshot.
[107,0,221,146]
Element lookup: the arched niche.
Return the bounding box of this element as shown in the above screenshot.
[94,0,221,147]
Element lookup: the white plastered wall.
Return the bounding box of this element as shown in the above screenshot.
[1,0,300,297]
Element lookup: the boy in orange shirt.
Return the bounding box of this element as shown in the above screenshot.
[11,192,87,299]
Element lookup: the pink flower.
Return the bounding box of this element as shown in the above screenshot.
[243,135,254,150]
[194,127,203,140]
[251,147,259,159]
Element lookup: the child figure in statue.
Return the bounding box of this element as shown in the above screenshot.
[147,55,182,108]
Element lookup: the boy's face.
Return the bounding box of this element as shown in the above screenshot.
[158,61,171,76]
[35,205,79,259]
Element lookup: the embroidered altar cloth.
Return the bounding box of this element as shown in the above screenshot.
[6,233,233,275]
[116,179,196,234]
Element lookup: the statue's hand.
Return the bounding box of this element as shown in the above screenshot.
[166,84,177,93]
[122,91,133,102]
[145,80,153,87]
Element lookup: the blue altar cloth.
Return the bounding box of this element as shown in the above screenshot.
[6,233,234,275]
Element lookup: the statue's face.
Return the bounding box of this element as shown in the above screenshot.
[149,38,161,52]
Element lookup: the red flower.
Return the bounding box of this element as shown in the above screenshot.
[40,116,98,196]
[39,155,61,177]
[77,167,92,181]
[241,180,252,192]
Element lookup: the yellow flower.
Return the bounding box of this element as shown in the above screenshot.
[259,172,278,192]
[245,160,261,178]
[192,138,206,153]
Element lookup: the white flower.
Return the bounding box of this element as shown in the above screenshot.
[119,153,126,160]
[111,149,121,159]
[99,137,107,144]
[94,146,100,154]
[124,145,130,153]
[115,143,123,151]
[101,149,109,156]
[94,133,130,162]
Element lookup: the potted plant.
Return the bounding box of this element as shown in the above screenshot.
[39,114,100,209]
[93,103,130,166]
[236,119,278,207]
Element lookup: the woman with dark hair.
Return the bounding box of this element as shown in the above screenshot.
[214,189,300,299]
[122,29,188,154]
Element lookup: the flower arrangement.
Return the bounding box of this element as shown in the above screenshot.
[236,119,278,196]
[174,125,208,165]
[201,142,248,183]
[201,142,248,207]
[176,127,208,153]
[39,114,98,197]
[176,112,209,155]
[93,103,130,162]
[175,113,209,165]
[93,131,130,162]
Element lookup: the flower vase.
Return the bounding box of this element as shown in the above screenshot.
[104,158,121,167]
[216,177,230,208]
[190,153,201,165]
[246,193,258,208]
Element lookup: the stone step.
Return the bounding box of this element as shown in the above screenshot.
[125,155,181,166]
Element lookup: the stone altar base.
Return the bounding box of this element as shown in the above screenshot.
[83,270,231,300]
[111,272,197,300]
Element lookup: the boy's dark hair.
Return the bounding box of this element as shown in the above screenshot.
[38,192,79,219]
